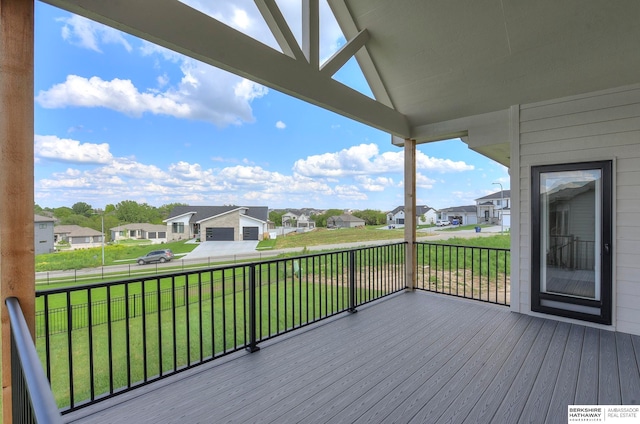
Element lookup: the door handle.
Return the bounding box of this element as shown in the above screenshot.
[604,243,610,254]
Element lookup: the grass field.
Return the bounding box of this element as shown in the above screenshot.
[36,240,199,272]
[272,226,407,249]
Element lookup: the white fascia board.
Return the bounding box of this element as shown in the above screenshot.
[410,109,509,145]
[240,214,267,225]
[44,0,410,137]
[163,211,196,223]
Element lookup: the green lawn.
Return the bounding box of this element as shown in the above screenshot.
[272,226,408,249]
[36,240,198,272]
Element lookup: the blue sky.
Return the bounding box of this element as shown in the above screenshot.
[33,0,509,212]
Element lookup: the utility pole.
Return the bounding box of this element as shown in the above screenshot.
[492,182,504,234]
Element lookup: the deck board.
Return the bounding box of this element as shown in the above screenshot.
[64,292,640,424]
[618,333,640,405]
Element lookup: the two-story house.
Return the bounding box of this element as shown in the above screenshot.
[475,190,511,226]
[34,214,55,255]
[281,209,316,229]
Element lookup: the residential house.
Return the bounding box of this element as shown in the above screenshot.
[438,205,478,225]
[327,214,366,229]
[34,214,55,255]
[164,206,269,242]
[110,223,168,244]
[387,205,437,226]
[475,190,511,225]
[54,225,104,250]
[281,209,316,229]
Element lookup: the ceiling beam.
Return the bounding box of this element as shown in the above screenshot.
[254,0,306,62]
[41,0,410,137]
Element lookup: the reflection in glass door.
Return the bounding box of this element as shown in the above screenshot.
[532,161,612,324]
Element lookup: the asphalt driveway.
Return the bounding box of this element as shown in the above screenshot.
[182,241,259,260]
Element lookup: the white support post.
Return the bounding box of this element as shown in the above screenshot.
[404,138,417,291]
[302,0,319,69]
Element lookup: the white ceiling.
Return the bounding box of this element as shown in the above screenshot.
[42,0,640,165]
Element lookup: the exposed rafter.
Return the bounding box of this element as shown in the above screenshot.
[254,0,306,62]
[302,0,319,69]
[41,0,410,137]
[328,0,395,109]
[320,29,369,77]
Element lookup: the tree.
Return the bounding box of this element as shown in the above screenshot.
[72,202,93,217]
[53,206,74,219]
[353,209,386,226]
[269,210,285,226]
[158,203,189,220]
[115,200,156,223]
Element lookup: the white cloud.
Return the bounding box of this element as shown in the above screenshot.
[45,16,269,127]
[34,135,113,164]
[58,15,132,53]
[36,60,269,127]
[36,75,191,118]
[416,172,436,189]
[355,175,395,192]
[276,121,286,129]
[293,143,474,177]
[334,185,367,200]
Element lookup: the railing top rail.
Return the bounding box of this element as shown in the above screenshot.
[415,241,510,252]
[36,242,408,296]
[5,297,63,424]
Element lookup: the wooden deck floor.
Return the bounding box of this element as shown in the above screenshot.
[65,291,640,424]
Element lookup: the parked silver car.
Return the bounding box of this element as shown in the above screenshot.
[137,249,174,265]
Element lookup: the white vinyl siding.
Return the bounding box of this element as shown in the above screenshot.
[516,83,640,335]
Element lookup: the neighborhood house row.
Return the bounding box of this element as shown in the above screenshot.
[34,190,510,254]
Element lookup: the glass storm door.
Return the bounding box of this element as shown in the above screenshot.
[532,161,612,324]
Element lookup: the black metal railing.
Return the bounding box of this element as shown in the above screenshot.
[35,243,406,414]
[6,297,62,424]
[548,235,595,270]
[415,242,510,306]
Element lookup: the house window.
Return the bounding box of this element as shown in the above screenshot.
[172,223,185,233]
[148,232,156,239]
[39,223,47,229]
[158,232,166,238]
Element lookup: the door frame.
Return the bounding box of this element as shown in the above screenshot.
[531,160,612,325]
